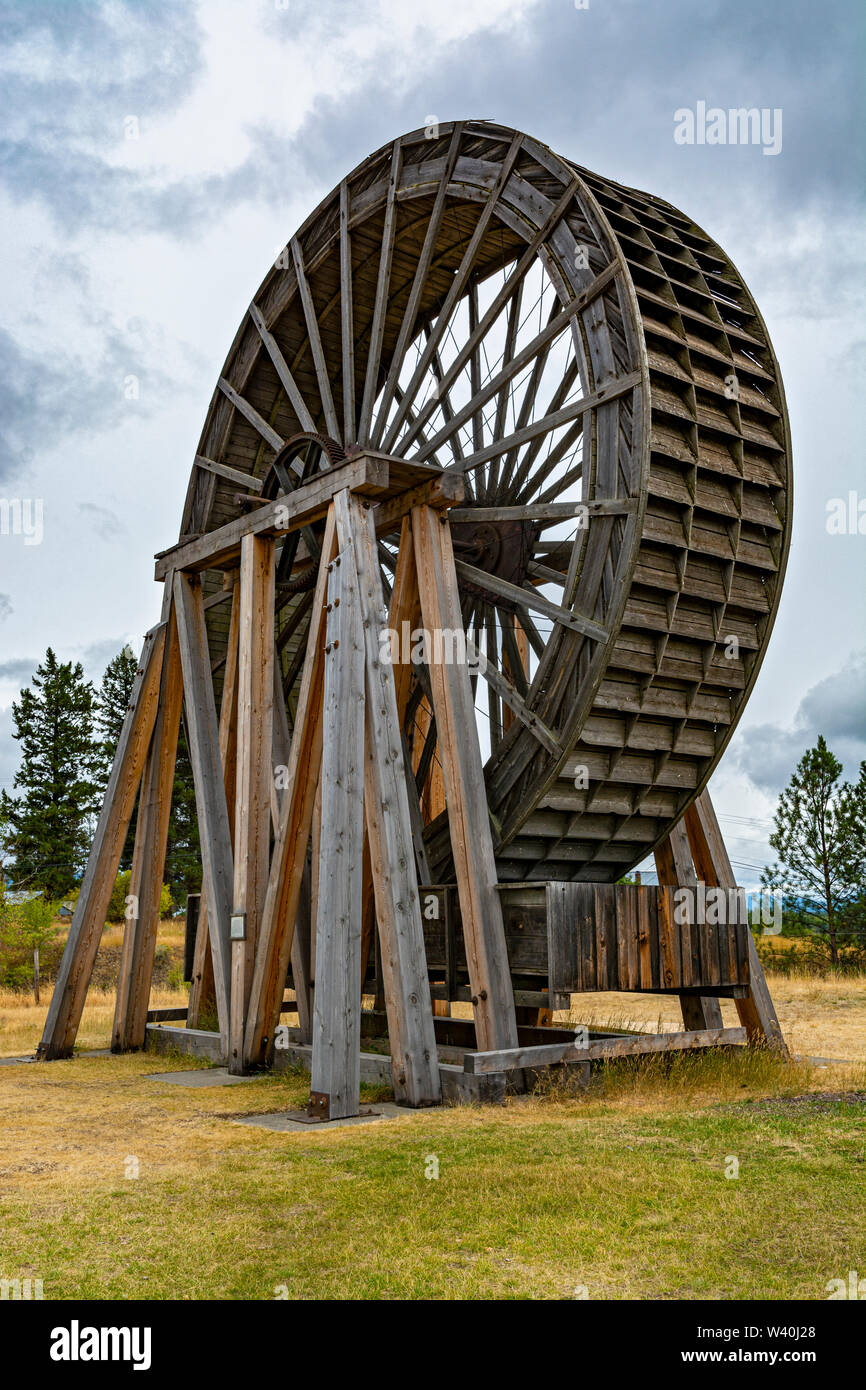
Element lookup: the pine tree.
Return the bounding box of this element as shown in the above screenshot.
[96,645,139,870]
[762,737,866,964]
[0,649,99,897]
[164,719,202,903]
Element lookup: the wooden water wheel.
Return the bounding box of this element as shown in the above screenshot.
[182,120,791,884]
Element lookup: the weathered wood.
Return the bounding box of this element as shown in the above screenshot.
[188,574,239,1028]
[248,303,316,434]
[271,649,312,1042]
[38,624,166,1060]
[687,791,787,1053]
[228,534,275,1073]
[244,509,337,1069]
[654,822,724,1031]
[336,492,441,1107]
[290,236,341,441]
[310,530,366,1119]
[465,1026,748,1073]
[173,572,234,1048]
[412,503,518,1052]
[112,596,184,1051]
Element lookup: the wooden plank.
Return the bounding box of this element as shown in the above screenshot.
[309,534,365,1119]
[411,503,518,1052]
[370,469,464,535]
[188,575,239,1028]
[228,534,275,1073]
[248,303,316,434]
[687,791,786,1053]
[358,138,401,446]
[290,236,341,441]
[465,1026,748,1073]
[243,509,337,1068]
[595,883,617,991]
[112,596,184,1051]
[155,455,449,579]
[654,824,724,1030]
[339,179,355,444]
[173,572,234,1048]
[615,883,639,990]
[453,559,608,643]
[271,650,312,1043]
[337,491,441,1106]
[194,454,264,493]
[218,376,284,453]
[38,624,166,1059]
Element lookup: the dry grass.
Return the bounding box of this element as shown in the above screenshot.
[0,987,188,1057]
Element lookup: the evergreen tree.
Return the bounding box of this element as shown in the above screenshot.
[762,737,866,964]
[96,645,139,870]
[0,649,99,897]
[164,718,202,903]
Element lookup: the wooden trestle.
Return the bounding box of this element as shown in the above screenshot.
[38,455,785,1113]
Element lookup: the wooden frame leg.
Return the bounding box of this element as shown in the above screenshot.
[271,649,313,1043]
[309,517,366,1119]
[338,493,441,1108]
[188,573,240,1028]
[38,622,167,1060]
[173,572,234,1051]
[653,819,724,1031]
[243,508,337,1070]
[112,598,184,1051]
[411,503,518,1053]
[228,535,275,1073]
[685,791,787,1054]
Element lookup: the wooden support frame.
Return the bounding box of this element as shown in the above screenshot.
[38,623,166,1060]
[112,595,184,1051]
[173,572,234,1049]
[411,503,519,1053]
[654,820,724,1032]
[309,533,366,1119]
[228,534,275,1072]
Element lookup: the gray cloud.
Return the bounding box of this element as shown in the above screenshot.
[728,649,866,793]
[0,595,11,621]
[0,657,39,683]
[78,502,126,541]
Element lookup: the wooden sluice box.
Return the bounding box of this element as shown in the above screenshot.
[406,883,752,1012]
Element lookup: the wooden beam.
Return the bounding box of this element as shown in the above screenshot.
[337,493,441,1107]
[38,624,166,1059]
[218,377,284,453]
[339,179,356,445]
[411,503,518,1053]
[465,1026,748,1074]
[194,454,264,493]
[243,509,337,1069]
[112,595,184,1051]
[271,648,313,1042]
[187,575,239,1028]
[453,559,608,643]
[228,534,275,1073]
[654,821,724,1032]
[248,303,316,434]
[173,572,234,1048]
[290,236,341,442]
[686,791,787,1053]
[309,528,366,1119]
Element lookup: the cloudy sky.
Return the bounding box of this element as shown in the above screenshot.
[0,0,863,882]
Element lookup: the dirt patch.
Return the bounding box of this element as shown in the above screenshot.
[743,1091,866,1116]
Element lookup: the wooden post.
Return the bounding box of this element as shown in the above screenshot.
[654,819,724,1032]
[228,535,275,1073]
[309,525,366,1120]
[187,573,240,1029]
[173,572,234,1050]
[243,509,336,1070]
[685,790,787,1053]
[112,596,184,1051]
[38,623,166,1060]
[336,492,441,1107]
[411,503,518,1053]
[271,648,313,1043]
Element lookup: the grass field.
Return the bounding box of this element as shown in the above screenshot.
[0,973,864,1300]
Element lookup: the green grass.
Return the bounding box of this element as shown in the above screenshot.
[0,1048,863,1300]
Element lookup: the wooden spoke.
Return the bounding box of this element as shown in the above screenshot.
[248,304,316,434]
[339,178,356,444]
[505,360,580,501]
[381,133,523,451]
[371,124,464,448]
[466,628,559,756]
[358,138,402,445]
[290,236,341,442]
[391,176,581,454]
[218,377,284,453]
[484,280,523,501]
[454,558,608,642]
